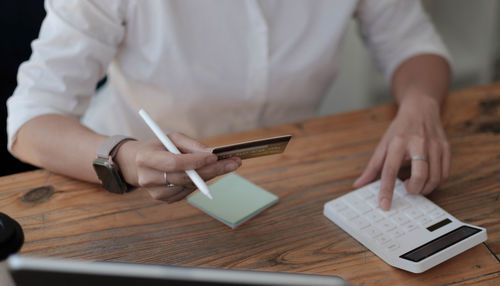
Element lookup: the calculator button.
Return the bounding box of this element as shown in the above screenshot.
[329,201,348,212]
[344,194,361,204]
[428,209,445,219]
[406,208,424,219]
[365,210,385,222]
[390,229,405,238]
[386,242,400,251]
[391,214,410,225]
[355,204,373,215]
[369,181,381,189]
[345,196,373,214]
[375,235,391,245]
[364,226,382,238]
[351,217,370,230]
[393,186,406,196]
[404,194,423,203]
[351,202,373,214]
[367,184,380,194]
[377,220,397,232]
[343,195,361,207]
[416,216,433,226]
[382,207,399,217]
[340,208,359,220]
[391,198,411,210]
[357,190,375,200]
[402,222,419,232]
[366,197,379,208]
[420,202,437,212]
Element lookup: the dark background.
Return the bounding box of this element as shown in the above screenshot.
[0,0,45,176]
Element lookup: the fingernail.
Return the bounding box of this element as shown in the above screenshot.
[380,198,390,211]
[225,162,238,172]
[206,155,217,164]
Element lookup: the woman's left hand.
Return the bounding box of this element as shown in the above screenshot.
[353,92,451,210]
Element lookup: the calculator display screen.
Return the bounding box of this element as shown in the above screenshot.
[400,226,481,262]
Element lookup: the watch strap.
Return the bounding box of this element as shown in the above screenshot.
[97,135,136,159]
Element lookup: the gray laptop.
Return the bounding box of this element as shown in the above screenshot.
[7,255,348,286]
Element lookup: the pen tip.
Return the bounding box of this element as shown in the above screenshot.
[199,186,213,199]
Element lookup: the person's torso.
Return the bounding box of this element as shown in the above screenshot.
[81,0,358,140]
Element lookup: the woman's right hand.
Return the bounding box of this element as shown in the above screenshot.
[115,132,241,203]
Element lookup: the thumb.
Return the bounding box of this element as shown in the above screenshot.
[353,145,386,188]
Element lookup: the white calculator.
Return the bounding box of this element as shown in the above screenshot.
[323,179,487,273]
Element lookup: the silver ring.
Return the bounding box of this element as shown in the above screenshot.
[163,172,175,188]
[411,155,428,162]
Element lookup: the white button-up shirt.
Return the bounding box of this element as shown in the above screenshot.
[7,0,449,151]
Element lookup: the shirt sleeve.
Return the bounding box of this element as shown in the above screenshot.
[6,0,127,152]
[355,0,451,83]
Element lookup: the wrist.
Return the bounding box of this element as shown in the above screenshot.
[398,91,441,115]
[114,140,140,186]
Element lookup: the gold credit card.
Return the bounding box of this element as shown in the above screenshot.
[212,135,292,160]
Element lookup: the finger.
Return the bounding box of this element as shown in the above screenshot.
[197,157,242,180]
[163,171,193,186]
[379,138,406,210]
[169,132,210,153]
[166,187,196,204]
[407,138,428,195]
[146,186,184,201]
[353,143,387,188]
[422,141,441,195]
[137,150,217,172]
[136,168,165,187]
[433,123,451,182]
[441,140,451,181]
[162,157,241,186]
[136,167,195,188]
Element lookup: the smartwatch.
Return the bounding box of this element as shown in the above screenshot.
[92,135,136,194]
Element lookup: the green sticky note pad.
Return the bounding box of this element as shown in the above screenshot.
[187,173,278,229]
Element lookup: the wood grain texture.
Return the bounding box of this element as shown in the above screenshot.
[1,83,500,285]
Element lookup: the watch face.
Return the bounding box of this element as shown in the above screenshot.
[93,158,127,194]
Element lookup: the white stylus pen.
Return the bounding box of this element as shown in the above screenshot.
[138,109,213,199]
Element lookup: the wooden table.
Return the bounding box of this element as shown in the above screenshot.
[1,83,499,285]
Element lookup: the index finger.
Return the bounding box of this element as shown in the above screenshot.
[140,149,217,172]
[169,132,210,153]
[379,139,406,210]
